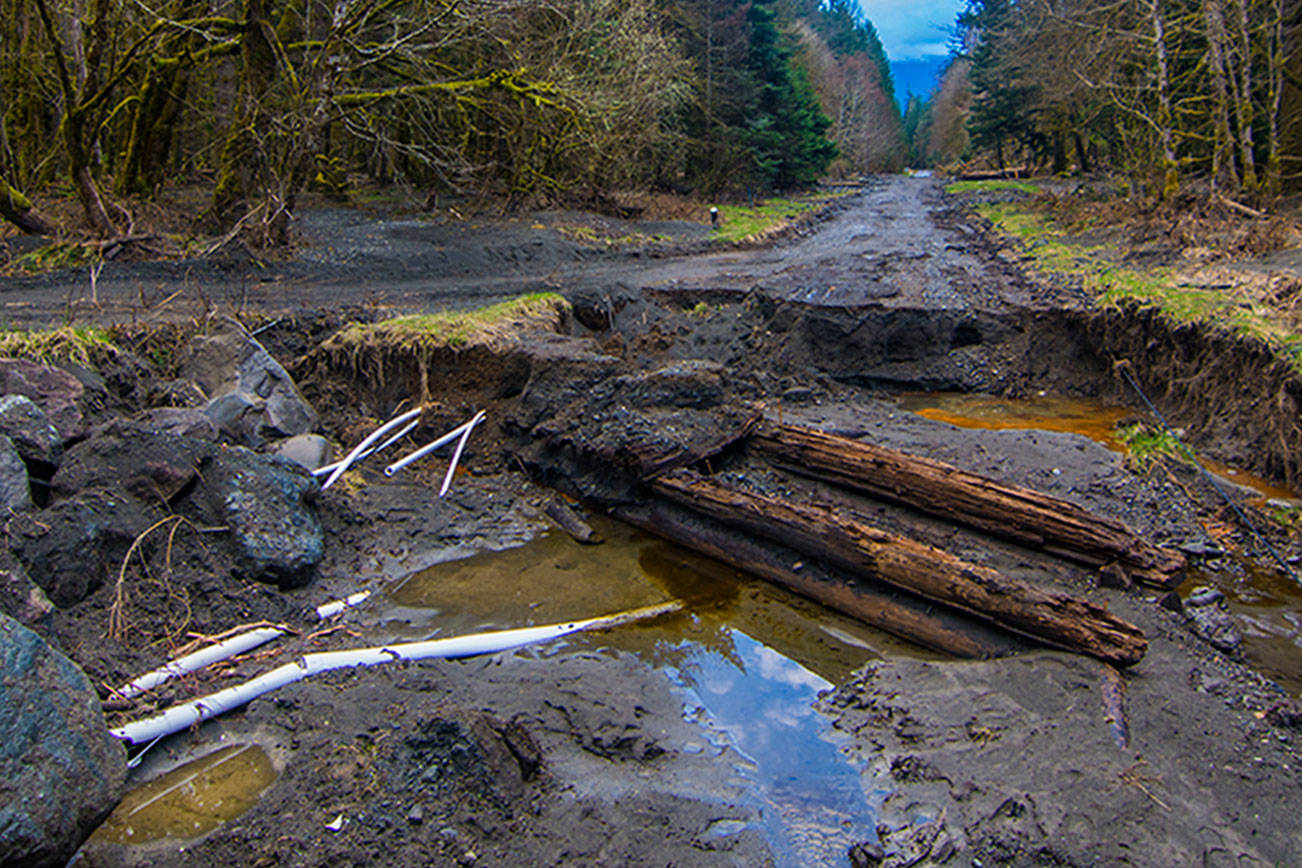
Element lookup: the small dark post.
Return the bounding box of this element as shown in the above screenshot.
[709,206,719,228]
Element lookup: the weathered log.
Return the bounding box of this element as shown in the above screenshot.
[752,423,1186,589]
[615,501,1029,660]
[545,497,604,545]
[652,470,1148,666]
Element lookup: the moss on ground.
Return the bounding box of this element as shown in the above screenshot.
[944,179,1040,195]
[711,191,850,243]
[330,293,570,352]
[0,325,118,364]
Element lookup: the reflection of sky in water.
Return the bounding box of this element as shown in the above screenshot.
[664,628,876,868]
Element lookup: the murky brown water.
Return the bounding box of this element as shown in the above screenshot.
[897,391,1297,502]
[92,744,276,845]
[1189,561,1302,694]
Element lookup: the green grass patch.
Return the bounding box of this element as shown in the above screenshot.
[1116,422,1187,470]
[944,179,1040,195]
[711,191,848,243]
[7,241,99,275]
[330,293,570,352]
[0,325,118,364]
[977,201,1302,370]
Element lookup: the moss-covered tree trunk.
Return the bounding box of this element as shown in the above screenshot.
[0,173,56,235]
[210,0,278,228]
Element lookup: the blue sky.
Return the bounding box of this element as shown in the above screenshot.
[860,0,964,60]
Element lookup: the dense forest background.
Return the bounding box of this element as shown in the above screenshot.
[0,0,903,242]
[907,0,1302,200]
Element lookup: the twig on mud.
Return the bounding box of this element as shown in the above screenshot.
[203,203,266,257]
[305,624,362,644]
[1118,761,1169,810]
[108,515,204,641]
[171,620,298,658]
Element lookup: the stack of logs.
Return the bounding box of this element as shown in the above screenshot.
[615,422,1185,668]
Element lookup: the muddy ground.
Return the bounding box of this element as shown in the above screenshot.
[7,176,1301,866]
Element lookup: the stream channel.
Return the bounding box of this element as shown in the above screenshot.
[93,392,1302,865]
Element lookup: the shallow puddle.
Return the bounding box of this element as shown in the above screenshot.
[1188,562,1302,694]
[897,391,1132,449]
[896,391,1295,502]
[92,744,276,845]
[390,518,924,865]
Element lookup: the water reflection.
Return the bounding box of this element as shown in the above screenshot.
[387,517,910,865]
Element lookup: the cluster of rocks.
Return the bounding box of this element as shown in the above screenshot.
[0,323,334,867]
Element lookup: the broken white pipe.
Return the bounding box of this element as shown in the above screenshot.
[110,601,683,746]
[439,411,484,497]
[315,590,372,621]
[115,626,288,700]
[320,407,423,491]
[383,410,486,479]
[312,419,419,478]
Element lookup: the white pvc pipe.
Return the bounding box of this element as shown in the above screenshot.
[115,627,288,699]
[110,601,682,745]
[383,411,485,478]
[311,419,419,478]
[439,411,484,497]
[315,590,372,620]
[321,407,423,491]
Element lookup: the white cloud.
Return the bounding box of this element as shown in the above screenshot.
[858,0,964,60]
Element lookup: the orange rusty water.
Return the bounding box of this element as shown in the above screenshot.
[897,392,1297,502]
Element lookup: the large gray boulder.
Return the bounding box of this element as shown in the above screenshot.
[182,325,317,447]
[198,450,323,589]
[0,612,126,867]
[42,420,324,596]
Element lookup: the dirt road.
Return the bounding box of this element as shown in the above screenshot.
[14,176,1299,867]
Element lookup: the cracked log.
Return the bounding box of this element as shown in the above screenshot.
[651,469,1148,667]
[752,423,1186,589]
[615,500,1029,659]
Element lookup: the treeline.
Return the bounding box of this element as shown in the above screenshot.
[0,0,901,242]
[907,0,1302,199]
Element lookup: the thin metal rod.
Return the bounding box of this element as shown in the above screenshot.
[312,418,418,478]
[439,411,485,497]
[1120,367,1298,586]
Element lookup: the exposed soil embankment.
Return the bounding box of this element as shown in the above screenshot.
[2,176,1301,868]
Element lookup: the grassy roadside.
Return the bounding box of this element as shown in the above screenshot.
[710,190,854,243]
[968,193,1302,374]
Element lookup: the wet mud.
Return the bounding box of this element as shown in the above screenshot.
[8,176,1299,866]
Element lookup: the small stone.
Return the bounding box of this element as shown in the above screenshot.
[0,394,61,468]
[406,805,424,825]
[273,434,333,472]
[848,841,885,867]
[325,813,346,832]
[1097,563,1132,590]
[1186,586,1224,607]
[1155,591,1184,614]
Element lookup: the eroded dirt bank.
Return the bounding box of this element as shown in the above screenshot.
[3,177,1300,868]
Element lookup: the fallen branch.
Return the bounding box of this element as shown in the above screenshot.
[752,423,1185,589]
[615,501,1027,659]
[652,470,1147,666]
[1216,194,1266,220]
[110,601,682,745]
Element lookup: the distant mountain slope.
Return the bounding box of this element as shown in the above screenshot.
[891,56,948,105]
